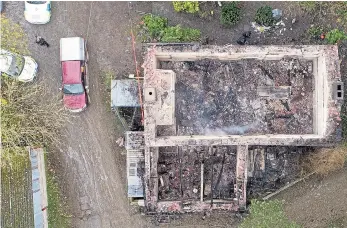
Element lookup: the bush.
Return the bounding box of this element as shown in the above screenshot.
[220,2,241,26]
[240,200,300,228]
[1,78,69,153]
[304,147,347,176]
[141,14,201,42]
[325,29,347,44]
[255,6,275,26]
[142,14,168,40]
[161,25,201,42]
[173,1,199,14]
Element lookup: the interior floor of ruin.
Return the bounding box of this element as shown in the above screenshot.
[247,146,307,199]
[160,58,314,136]
[157,146,237,201]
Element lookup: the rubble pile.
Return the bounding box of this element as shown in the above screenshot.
[247,146,307,198]
[203,146,237,200]
[160,58,314,136]
[157,146,237,201]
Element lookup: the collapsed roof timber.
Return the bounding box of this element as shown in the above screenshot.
[116,45,343,214]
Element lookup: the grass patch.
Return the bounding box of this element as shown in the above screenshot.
[330,2,347,25]
[161,25,201,42]
[102,70,115,92]
[240,199,301,228]
[1,150,34,227]
[303,146,347,176]
[101,70,115,106]
[326,216,347,228]
[307,26,325,38]
[299,1,318,12]
[45,153,71,228]
[101,70,117,112]
[0,15,29,54]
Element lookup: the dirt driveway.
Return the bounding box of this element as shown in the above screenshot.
[5,2,150,227]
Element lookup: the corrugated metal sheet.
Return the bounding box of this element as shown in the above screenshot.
[127,147,145,198]
[29,148,48,228]
[111,80,141,108]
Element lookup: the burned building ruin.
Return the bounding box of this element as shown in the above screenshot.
[123,45,343,213]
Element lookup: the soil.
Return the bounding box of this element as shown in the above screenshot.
[152,1,345,46]
[4,1,347,228]
[275,166,347,228]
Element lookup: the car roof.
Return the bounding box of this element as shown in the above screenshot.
[62,61,82,84]
[25,1,49,5]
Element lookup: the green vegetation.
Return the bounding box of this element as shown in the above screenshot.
[1,15,70,227]
[325,29,347,44]
[1,15,68,155]
[173,1,200,14]
[307,26,324,38]
[102,70,115,93]
[142,14,168,41]
[299,1,318,12]
[240,200,300,228]
[220,2,242,26]
[336,2,347,24]
[162,25,201,42]
[304,146,347,176]
[1,78,69,155]
[255,6,275,26]
[326,216,347,228]
[46,155,71,228]
[101,70,116,109]
[141,14,201,42]
[1,151,34,227]
[1,16,29,54]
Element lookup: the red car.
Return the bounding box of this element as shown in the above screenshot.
[60,37,89,112]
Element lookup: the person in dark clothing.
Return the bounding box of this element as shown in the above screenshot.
[35,36,50,47]
[236,31,252,45]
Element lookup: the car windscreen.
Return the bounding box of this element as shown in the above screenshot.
[63,84,84,95]
[26,1,47,4]
[7,55,25,77]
